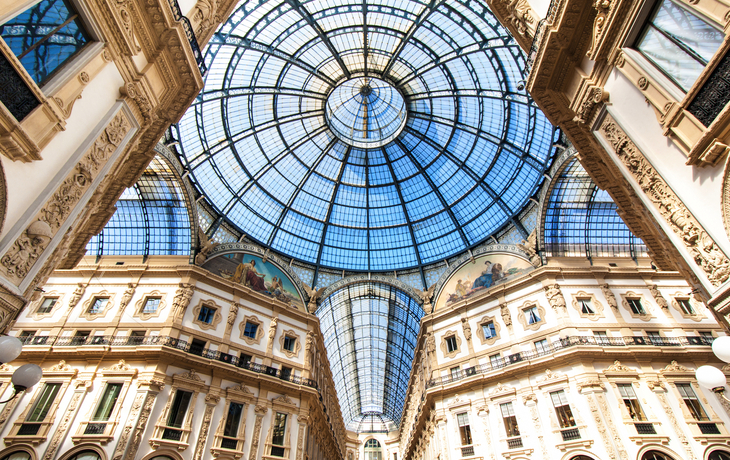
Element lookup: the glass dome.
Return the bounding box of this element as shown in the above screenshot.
[175,0,556,271]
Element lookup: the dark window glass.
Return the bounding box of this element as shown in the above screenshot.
[37,297,57,314]
[0,0,91,84]
[677,383,709,420]
[283,336,295,351]
[190,338,206,356]
[89,298,108,314]
[93,383,122,421]
[198,306,215,324]
[618,383,647,421]
[525,306,541,324]
[636,0,723,91]
[457,412,472,445]
[627,298,645,315]
[223,402,243,437]
[243,322,258,338]
[709,451,730,460]
[446,335,458,353]
[642,451,676,460]
[0,452,32,460]
[27,383,61,422]
[500,402,520,437]
[271,412,287,456]
[167,390,193,427]
[678,299,694,314]
[550,390,576,428]
[579,299,594,314]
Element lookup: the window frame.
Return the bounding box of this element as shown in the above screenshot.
[477,315,500,345]
[549,389,577,428]
[79,291,114,320]
[134,292,167,320]
[279,330,301,358]
[456,411,473,446]
[500,402,521,438]
[440,330,462,358]
[192,299,222,331]
[239,315,264,345]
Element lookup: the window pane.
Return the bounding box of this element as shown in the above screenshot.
[27,383,61,422]
[93,383,122,421]
[272,412,287,445]
[650,0,722,62]
[0,0,90,84]
[638,26,705,91]
[223,402,243,437]
[168,390,192,427]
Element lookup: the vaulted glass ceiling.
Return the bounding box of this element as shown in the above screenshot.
[317,282,423,432]
[175,0,556,272]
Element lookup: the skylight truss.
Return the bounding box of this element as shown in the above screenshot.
[86,156,191,257]
[317,282,423,432]
[543,158,647,259]
[174,0,556,272]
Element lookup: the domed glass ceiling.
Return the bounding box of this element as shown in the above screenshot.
[175,0,556,272]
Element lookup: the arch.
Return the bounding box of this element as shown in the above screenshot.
[560,448,599,460]
[85,154,192,258]
[638,447,679,460]
[707,448,730,460]
[0,445,36,460]
[541,156,647,260]
[139,450,184,460]
[58,445,106,460]
[364,439,383,460]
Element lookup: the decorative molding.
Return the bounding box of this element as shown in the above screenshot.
[111,392,145,460]
[669,292,704,321]
[171,283,195,320]
[278,330,301,359]
[79,291,116,320]
[30,291,65,320]
[439,330,462,359]
[603,360,637,376]
[175,369,204,383]
[132,291,167,320]
[122,392,157,460]
[516,301,546,332]
[571,291,605,320]
[192,399,217,460]
[489,382,516,399]
[0,111,132,284]
[660,360,694,375]
[536,368,566,386]
[191,298,222,331]
[272,394,296,406]
[46,360,72,372]
[599,115,730,287]
[476,314,501,345]
[239,315,264,345]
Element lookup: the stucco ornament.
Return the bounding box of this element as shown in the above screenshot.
[516,229,541,267]
[302,285,325,313]
[601,284,618,309]
[648,284,668,309]
[544,283,567,315]
[172,283,194,318]
[500,303,512,327]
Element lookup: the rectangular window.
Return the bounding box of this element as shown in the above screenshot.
[550,390,576,428]
[243,322,258,338]
[618,384,647,421]
[280,366,292,380]
[167,390,193,428]
[143,297,160,314]
[676,383,709,420]
[271,412,287,456]
[223,402,244,438]
[92,383,123,421]
[198,306,216,324]
[700,331,713,339]
[578,298,595,314]
[88,297,108,314]
[37,297,57,314]
[27,383,62,422]
[457,412,472,445]
[635,0,723,92]
[524,306,540,324]
[240,354,252,366]
[446,335,458,353]
[534,338,549,354]
[450,366,461,378]
[190,338,206,356]
[0,0,92,85]
[490,353,501,367]
[678,299,694,315]
[283,336,295,352]
[72,330,90,345]
[482,321,496,339]
[594,331,609,345]
[627,298,645,315]
[500,402,520,437]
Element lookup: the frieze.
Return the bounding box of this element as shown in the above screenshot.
[599,114,730,287]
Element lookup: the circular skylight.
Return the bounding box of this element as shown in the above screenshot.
[175,0,556,272]
[326,77,407,148]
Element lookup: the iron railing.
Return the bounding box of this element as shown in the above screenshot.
[18,334,317,388]
[162,428,183,441]
[507,437,523,449]
[221,438,239,450]
[166,0,207,76]
[461,446,474,457]
[84,423,107,435]
[426,335,714,387]
[17,423,40,436]
[635,423,656,435]
[698,423,721,435]
[561,428,581,441]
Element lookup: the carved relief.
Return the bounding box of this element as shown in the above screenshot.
[239,315,264,345]
[604,360,637,375]
[111,392,145,460]
[647,284,668,309]
[119,283,136,312]
[655,391,698,460]
[586,0,614,60]
[249,408,267,460]
[601,284,618,309]
[191,299,223,331]
[0,112,131,283]
[123,392,157,460]
[476,314,501,345]
[193,396,219,460]
[67,283,86,310]
[500,303,512,327]
[133,291,167,320]
[661,360,694,374]
[596,392,628,460]
[571,291,605,320]
[573,85,609,124]
[599,116,730,287]
[279,330,301,358]
[267,316,278,353]
[501,0,536,37]
[461,317,472,341]
[43,390,84,460]
[544,283,567,316]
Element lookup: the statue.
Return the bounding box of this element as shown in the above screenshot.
[601,284,618,309]
[68,283,86,309]
[517,230,541,267]
[119,283,135,311]
[461,318,472,341]
[415,285,436,312]
[302,285,325,314]
[500,303,512,327]
[195,229,219,265]
[648,284,668,309]
[172,283,194,319]
[544,283,567,315]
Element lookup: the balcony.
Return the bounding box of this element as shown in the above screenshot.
[460,445,474,457]
[635,423,657,435]
[507,437,523,449]
[698,423,721,435]
[16,334,317,388]
[426,335,714,387]
[560,428,581,441]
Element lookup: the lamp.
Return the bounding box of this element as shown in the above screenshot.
[0,336,43,404]
[695,335,730,403]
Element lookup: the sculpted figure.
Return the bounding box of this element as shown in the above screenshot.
[172,283,194,318]
[119,283,135,310]
[544,283,567,314]
[68,283,86,309]
[648,284,668,309]
[601,284,618,309]
[500,303,512,327]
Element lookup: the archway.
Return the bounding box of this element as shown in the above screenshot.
[642,451,676,460]
[709,451,730,460]
[364,439,382,460]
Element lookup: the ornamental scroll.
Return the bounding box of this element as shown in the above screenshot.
[599,114,730,287]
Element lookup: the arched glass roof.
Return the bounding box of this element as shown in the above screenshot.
[544,158,647,259]
[175,0,556,272]
[86,156,191,257]
[317,282,423,432]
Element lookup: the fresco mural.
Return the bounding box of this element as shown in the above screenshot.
[202,252,305,310]
[435,253,534,310]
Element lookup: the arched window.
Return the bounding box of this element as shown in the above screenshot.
[0,452,32,460]
[570,456,596,460]
[364,439,382,460]
[0,0,91,85]
[635,0,723,91]
[641,451,676,460]
[64,451,101,460]
[709,451,730,460]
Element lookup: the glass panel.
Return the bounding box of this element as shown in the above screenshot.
[143,298,160,314]
[27,383,61,422]
[244,322,258,338]
[272,412,287,448]
[38,298,57,314]
[92,384,122,421]
[223,402,243,437]
[168,390,192,427]
[0,0,90,84]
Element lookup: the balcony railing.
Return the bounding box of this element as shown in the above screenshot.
[460,446,474,457]
[17,423,40,436]
[84,423,107,435]
[165,0,207,76]
[426,335,714,387]
[698,423,721,435]
[560,428,581,441]
[635,423,657,435]
[507,437,523,449]
[162,427,183,441]
[221,438,239,450]
[17,334,317,388]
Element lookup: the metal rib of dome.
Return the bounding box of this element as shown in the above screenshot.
[175,0,556,272]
